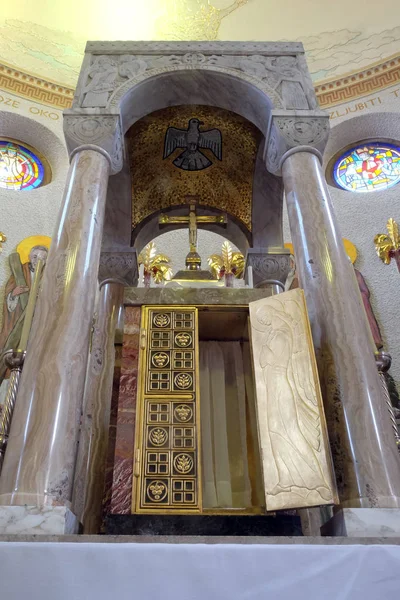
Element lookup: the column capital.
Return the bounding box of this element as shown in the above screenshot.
[98,249,138,287]
[63,115,124,175]
[265,110,330,176]
[245,247,292,289]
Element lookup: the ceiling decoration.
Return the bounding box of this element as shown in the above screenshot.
[1,1,400,109]
[128,105,260,231]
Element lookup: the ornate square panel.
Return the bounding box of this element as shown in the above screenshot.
[147,401,170,424]
[151,330,171,349]
[172,350,194,370]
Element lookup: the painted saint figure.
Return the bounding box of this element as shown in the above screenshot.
[0,235,50,384]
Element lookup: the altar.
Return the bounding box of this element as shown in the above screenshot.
[0,40,399,541]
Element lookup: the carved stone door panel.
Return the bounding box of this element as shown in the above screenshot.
[249,289,338,511]
[133,307,201,513]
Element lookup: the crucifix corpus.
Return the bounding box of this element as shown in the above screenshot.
[159,196,227,281]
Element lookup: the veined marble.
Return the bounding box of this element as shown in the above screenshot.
[322,508,400,537]
[283,150,400,508]
[0,148,110,508]
[110,307,141,515]
[73,282,125,533]
[0,506,78,535]
[123,287,271,306]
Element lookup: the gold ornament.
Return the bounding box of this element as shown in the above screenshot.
[149,427,168,446]
[0,231,6,253]
[174,453,193,474]
[374,218,400,268]
[147,480,167,502]
[175,332,192,347]
[152,352,170,368]
[207,241,245,279]
[174,404,193,422]
[153,313,171,328]
[174,372,193,389]
[138,242,172,284]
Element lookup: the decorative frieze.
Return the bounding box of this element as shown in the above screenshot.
[72,42,316,113]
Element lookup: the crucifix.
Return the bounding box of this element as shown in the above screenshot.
[159,196,227,272]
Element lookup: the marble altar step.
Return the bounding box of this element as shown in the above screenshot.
[1,534,400,544]
[105,514,302,536]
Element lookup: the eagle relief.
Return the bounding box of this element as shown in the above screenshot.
[164,118,222,171]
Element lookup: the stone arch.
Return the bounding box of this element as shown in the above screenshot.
[109,67,284,250]
[132,204,251,256]
[109,66,279,135]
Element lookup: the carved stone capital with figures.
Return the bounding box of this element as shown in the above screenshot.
[245,248,292,289]
[98,249,138,287]
[63,115,124,175]
[265,111,330,176]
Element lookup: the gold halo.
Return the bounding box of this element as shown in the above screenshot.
[16,235,51,264]
[284,242,294,255]
[285,239,357,264]
[343,238,357,264]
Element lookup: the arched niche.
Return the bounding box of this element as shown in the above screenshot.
[111,68,277,136]
[132,204,250,256]
[103,67,284,250]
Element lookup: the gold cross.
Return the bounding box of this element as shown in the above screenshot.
[159,196,226,256]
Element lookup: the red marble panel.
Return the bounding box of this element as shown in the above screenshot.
[102,344,122,522]
[109,306,141,515]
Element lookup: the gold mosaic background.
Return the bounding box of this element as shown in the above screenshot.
[127,105,262,231]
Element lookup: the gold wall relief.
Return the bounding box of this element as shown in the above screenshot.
[248,289,338,512]
[134,306,201,512]
[127,105,261,232]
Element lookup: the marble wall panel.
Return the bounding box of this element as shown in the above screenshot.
[109,307,141,515]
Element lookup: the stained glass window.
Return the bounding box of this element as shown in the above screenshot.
[333,143,400,193]
[0,140,45,191]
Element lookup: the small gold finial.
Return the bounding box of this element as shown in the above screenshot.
[374,218,400,271]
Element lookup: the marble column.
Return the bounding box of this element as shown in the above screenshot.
[0,146,113,531]
[282,149,400,508]
[72,250,137,534]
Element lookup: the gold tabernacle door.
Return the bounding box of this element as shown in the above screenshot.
[132,289,337,514]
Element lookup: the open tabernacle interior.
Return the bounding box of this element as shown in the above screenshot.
[198,307,265,513]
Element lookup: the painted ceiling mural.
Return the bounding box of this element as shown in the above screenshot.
[1,0,400,107]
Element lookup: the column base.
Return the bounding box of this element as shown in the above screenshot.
[0,505,79,535]
[321,508,400,537]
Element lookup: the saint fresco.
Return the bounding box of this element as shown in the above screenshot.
[0,235,50,384]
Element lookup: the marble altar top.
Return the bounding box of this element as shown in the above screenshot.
[123,287,271,306]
